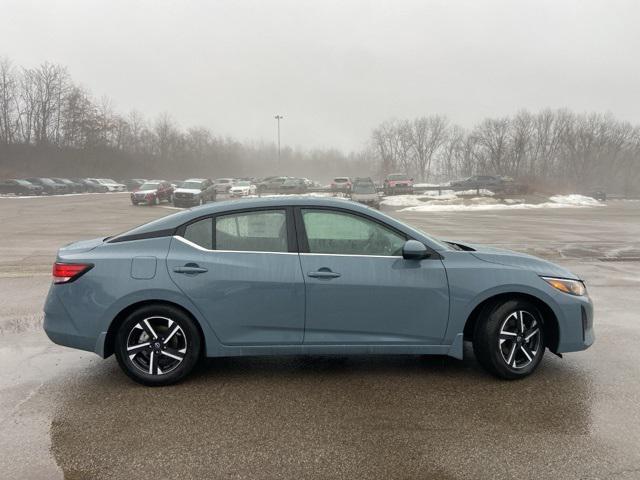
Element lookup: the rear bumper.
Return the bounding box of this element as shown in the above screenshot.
[43,287,98,354]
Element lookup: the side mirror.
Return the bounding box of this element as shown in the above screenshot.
[402,240,429,260]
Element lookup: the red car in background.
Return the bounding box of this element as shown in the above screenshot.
[383,173,414,195]
[131,180,174,205]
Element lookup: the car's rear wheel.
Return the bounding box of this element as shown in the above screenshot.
[473,299,545,379]
[114,305,202,386]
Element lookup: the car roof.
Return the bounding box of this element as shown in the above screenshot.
[183,178,208,182]
[111,196,446,251]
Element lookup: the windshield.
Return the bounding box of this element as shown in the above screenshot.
[14,180,30,186]
[217,179,231,183]
[352,183,376,194]
[98,178,117,184]
[333,178,349,183]
[235,181,251,186]
[388,174,409,180]
[139,182,160,190]
[181,181,204,189]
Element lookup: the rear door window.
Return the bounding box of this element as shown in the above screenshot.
[215,210,288,252]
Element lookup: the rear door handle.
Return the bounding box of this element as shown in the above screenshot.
[308,269,341,279]
[173,264,208,274]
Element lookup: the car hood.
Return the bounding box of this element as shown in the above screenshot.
[446,240,580,280]
[174,188,201,194]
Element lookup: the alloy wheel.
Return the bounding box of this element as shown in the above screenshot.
[498,310,541,369]
[126,316,187,375]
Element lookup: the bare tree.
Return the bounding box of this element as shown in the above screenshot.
[410,115,448,181]
[0,58,18,145]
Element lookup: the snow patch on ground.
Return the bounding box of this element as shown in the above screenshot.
[384,192,604,212]
[548,194,602,207]
[0,192,128,199]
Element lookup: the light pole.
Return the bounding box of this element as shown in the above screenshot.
[274,115,283,172]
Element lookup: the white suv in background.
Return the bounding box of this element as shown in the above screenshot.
[89,178,126,192]
[213,178,236,193]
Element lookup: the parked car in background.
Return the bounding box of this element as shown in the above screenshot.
[170,180,184,189]
[279,178,308,194]
[587,188,607,201]
[53,178,84,193]
[383,173,414,195]
[25,177,69,195]
[350,179,380,209]
[173,178,216,207]
[331,177,352,193]
[257,176,288,193]
[450,175,502,189]
[213,178,236,193]
[229,180,257,197]
[0,179,43,196]
[125,179,147,191]
[71,178,109,193]
[450,175,529,194]
[131,180,174,205]
[43,196,593,385]
[89,178,126,192]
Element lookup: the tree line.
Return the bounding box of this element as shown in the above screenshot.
[371,110,640,193]
[0,58,361,180]
[1,57,639,193]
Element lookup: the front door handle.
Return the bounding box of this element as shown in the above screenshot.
[308,269,341,279]
[173,263,208,274]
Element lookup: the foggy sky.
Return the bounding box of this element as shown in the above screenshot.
[2,0,639,151]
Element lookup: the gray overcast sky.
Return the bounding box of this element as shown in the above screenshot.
[2,0,639,151]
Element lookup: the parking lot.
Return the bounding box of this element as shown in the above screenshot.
[1,192,640,479]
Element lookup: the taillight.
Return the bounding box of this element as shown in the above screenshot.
[52,262,93,284]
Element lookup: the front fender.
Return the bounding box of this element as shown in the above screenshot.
[442,252,567,344]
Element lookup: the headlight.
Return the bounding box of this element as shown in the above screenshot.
[541,276,587,296]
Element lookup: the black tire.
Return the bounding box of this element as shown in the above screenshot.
[114,304,202,386]
[473,298,545,380]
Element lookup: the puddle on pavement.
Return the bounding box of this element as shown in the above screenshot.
[45,351,624,480]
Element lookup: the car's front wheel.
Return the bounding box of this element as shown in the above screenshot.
[114,304,202,386]
[473,299,545,379]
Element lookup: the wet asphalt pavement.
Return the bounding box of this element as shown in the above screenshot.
[1,193,640,479]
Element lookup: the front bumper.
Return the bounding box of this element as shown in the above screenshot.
[556,294,595,353]
[174,197,199,206]
[387,184,413,193]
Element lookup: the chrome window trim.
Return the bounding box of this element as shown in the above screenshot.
[173,235,296,255]
[174,236,403,258]
[300,252,403,259]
